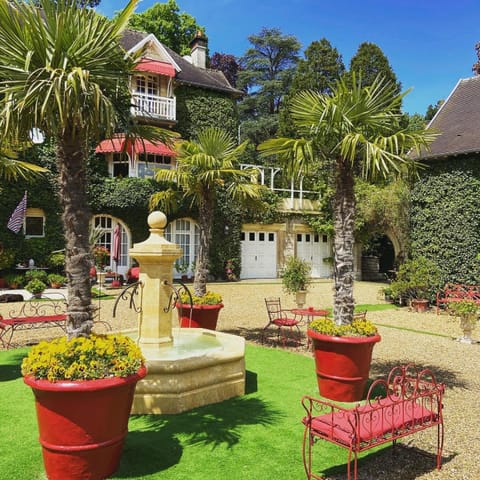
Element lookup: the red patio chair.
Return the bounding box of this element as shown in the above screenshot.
[263,297,302,347]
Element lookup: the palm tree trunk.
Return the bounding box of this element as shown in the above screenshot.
[56,133,93,337]
[193,194,214,297]
[332,159,356,325]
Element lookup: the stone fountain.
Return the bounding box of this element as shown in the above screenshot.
[129,211,245,414]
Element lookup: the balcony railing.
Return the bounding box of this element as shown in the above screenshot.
[131,93,176,121]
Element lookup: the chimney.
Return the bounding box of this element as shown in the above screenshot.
[189,30,207,69]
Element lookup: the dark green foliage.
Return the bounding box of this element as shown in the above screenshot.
[209,188,243,280]
[0,143,64,267]
[88,177,160,243]
[348,42,401,94]
[410,158,480,284]
[240,188,284,225]
[175,86,238,140]
[279,38,345,136]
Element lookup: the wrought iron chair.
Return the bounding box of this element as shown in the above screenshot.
[263,297,302,347]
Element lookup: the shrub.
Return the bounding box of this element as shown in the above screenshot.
[25,269,48,283]
[25,278,47,295]
[282,256,312,294]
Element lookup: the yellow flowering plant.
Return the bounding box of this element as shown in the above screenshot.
[309,317,378,337]
[21,334,145,382]
[179,290,223,305]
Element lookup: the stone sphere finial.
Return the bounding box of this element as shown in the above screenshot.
[148,211,167,230]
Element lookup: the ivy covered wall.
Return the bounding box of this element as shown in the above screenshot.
[410,155,480,284]
[175,85,238,140]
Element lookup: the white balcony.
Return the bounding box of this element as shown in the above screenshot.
[131,93,176,121]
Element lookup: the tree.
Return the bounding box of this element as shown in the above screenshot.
[258,76,435,325]
[150,127,264,297]
[0,147,45,181]
[291,38,345,93]
[0,0,173,337]
[425,100,444,122]
[210,52,240,87]
[348,42,401,93]
[279,38,345,136]
[127,0,203,55]
[237,27,300,145]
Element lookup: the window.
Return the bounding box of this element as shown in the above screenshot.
[25,208,45,238]
[165,219,199,274]
[137,153,172,178]
[112,154,129,178]
[135,75,159,97]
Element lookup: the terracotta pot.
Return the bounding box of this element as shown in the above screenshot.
[177,303,224,330]
[24,366,147,480]
[307,330,381,402]
[411,299,429,312]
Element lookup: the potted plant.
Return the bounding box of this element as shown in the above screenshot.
[177,291,224,330]
[175,259,190,282]
[4,272,24,289]
[22,334,147,480]
[307,316,381,402]
[93,245,110,271]
[47,273,66,289]
[25,278,47,298]
[25,268,48,284]
[389,256,441,312]
[448,300,479,344]
[282,256,312,308]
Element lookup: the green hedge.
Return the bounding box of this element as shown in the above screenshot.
[410,157,480,284]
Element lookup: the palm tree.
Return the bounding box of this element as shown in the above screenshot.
[0,147,46,181]
[0,0,173,337]
[151,127,264,297]
[258,75,436,325]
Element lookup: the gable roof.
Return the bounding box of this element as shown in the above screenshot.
[119,30,243,97]
[420,76,480,160]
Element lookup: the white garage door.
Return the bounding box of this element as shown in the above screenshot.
[240,231,277,279]
[296,233,332,278]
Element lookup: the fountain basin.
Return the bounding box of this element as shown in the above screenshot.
[131,328,246,414]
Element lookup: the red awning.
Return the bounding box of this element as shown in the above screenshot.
[95,135,176,156]
[134,59,175,77]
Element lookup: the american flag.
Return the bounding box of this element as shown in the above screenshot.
[7,192,27,234]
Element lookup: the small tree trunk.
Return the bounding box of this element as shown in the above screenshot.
[57,133,94,337]
[193,194,214,297]
[332,159,355,325]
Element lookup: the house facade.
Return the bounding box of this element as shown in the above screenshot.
[1,29,342,282]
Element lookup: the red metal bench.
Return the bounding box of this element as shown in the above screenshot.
[436,283,480,314]
[0,295,67,349]
[301,364,444,480]
[0,294,112,349]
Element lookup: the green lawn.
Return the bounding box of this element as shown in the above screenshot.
[0,344,379,479]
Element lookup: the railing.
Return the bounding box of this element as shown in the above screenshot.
[240,163,319,206]
[131,93,176,121]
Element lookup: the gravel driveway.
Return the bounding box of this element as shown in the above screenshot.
[1,279,478,479]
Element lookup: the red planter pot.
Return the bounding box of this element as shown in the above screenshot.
[307,330,381,402]
[411,299,429,313]
[177,303,224,330]
[24,366,147,480]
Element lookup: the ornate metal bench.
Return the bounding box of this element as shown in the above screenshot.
[301,364,445,480]
[0,293,111,348]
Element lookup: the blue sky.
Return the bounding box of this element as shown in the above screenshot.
[98,0,480,115]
